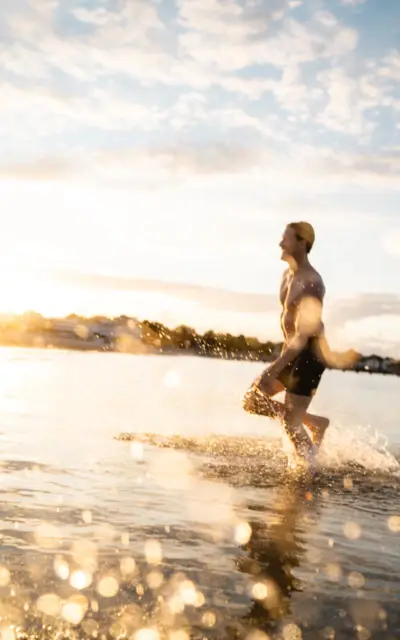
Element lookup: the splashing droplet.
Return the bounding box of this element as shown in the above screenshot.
[388,515,400,532]
[120,556,136,577]
[283,623,302,640]
[0,566,11,587]
[324,564,342,582]
[235,521,252,544]
[144,539,162,565]
[344,522,361,540]
[134,630,160,640]
[252,582,269,600]
[70,570,92,590]
[348,572,365,589]
[146,571,164,590]
[62,594,88,625]
[202,611,216,628]
[37,593,62,617]
[54,556,69,581]
[179,580,197,605]
[97,575,119,598]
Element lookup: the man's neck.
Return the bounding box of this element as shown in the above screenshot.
[288,254,309,272]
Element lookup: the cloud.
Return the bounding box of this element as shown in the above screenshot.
[0,0,395,156]
[178,1,358,73]
[0,157,70,181]
[0,0,398,197]
[316,68,380,135]
[340,0,367,5]
[326,294,400,326]
[0,82,166,142]
[335,314,400,358]
[51,269,279,315]
[52,270,400,323]
[0,0,359,95]
[48,269,400,355]
[378,51,400,83]
[2,141,400,192]
[382,229,400,257]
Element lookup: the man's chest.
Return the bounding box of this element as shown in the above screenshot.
[280,275,304,309]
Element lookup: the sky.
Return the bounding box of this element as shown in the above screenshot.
[0,0,400,355]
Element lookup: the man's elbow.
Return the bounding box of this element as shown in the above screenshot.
[292,334,308,352]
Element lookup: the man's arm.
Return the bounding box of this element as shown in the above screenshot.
[266,279,324,378]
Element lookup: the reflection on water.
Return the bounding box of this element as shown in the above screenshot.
[237,484,316,635]
[0,349,399,638]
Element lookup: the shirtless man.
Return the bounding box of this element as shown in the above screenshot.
[243,221,330,465]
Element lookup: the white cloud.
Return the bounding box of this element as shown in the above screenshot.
[340,0,367,5]
[335,314,400,358]
[0,0,387,143]
[0,0,171,85]
[2,142,400,192]
[382,229,400,258]
[314,11,338,27]
[0,0,397,192]
[316,67,381,135]
[178,1,359,72]
[169,92,208,130]
[378,51,400,83]
[37,270,400,355]
[0,82,166,140]
[71,1,165,45]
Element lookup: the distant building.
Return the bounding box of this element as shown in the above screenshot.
[91,318,142,341]
[360,355,395,374]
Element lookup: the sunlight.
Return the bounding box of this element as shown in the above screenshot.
[0,269,68,316]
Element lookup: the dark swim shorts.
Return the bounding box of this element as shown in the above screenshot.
[277,337,327,398]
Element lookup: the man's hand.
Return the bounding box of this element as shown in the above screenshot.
[256,361,278,391]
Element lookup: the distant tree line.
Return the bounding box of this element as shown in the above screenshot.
[1,312,399,374]
[139,320,282,360]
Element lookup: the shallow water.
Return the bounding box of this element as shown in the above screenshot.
[0,348,399,639]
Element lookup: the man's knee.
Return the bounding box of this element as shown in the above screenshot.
[242,384,277,418]
[242,387,257,413]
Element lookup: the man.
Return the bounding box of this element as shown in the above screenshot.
[243,221,330,467]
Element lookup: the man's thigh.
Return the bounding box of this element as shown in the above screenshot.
[257,368,285,396]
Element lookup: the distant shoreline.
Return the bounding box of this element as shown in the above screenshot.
[0,339,399,378]
[1,312,398,377]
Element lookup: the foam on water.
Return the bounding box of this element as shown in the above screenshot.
[315,422,400,473]
[116,422,400,487]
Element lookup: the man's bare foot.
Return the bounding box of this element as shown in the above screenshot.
[306,416,330,448]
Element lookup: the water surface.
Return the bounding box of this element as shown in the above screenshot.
[0,348,399,639]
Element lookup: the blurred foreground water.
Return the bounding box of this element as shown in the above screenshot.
[0,348,399,639]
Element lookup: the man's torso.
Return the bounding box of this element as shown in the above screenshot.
[279,267,325,345]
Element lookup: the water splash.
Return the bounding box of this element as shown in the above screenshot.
[313,422,400,474]
[117,428,399,476]
[116,428,400,498]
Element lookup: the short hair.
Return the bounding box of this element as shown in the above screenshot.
[288,221,315,253]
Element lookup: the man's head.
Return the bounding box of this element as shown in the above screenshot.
[279,221,315,263]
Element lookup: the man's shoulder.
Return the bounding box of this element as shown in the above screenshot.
[280,267,291,281]
[302,267,325,295]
